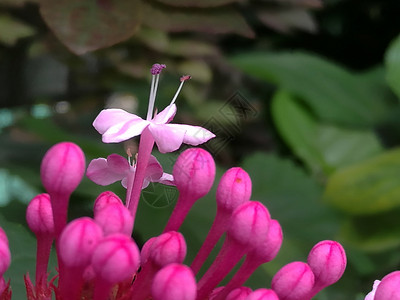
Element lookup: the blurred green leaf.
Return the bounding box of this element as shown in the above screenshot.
[0,15,35,46]
[385,34,400,100]
[0,213,36,300]
[0,169,39,206]
[231,52,391,126]
[324,148,400,215]
[155,0,241,7]
[272,90,383,175]
[39,0,142,54]
[142,2,254,38]
[339,209,400,252]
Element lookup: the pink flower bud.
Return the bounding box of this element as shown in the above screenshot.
[173,148,215,199]
[0,240,11,277]
[307,240,346,292]
[374,271,400,300]
[227,201,271,250]
[271,262,315,300]
[94,203,133,236]
[216,167,251,213]
[26,193,54,236]
[141,237,156,264]
[226,287,253,300]
[40,142,85,196]
[93,191,123,216]
[59,217,103,268]
[151,263,196,300]
[246,289,279,300]
[0,228,8,245]
[250,219,283,263]
[149,231,187,267]
[92,234,140,283]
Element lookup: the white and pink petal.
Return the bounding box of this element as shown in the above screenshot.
[86,158,126,186]
[148,123,186,153]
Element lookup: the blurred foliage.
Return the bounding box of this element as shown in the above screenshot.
[1,0,400,299]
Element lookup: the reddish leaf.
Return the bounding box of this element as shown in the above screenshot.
[155,0,242,8]
[142,2,254,38]
[39,0,142,55]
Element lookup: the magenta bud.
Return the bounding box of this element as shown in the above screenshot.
[59,217,103,268]
[307,240,346,290]
[151,263,196,300]
[0,240,11,277]
[0,228,8,245]
[271,262,315,300]
[226,287,253,300]
[26,193,54,236]
[246,289,279,300]
[250,219,283,263]
[40,142,85,196]
[173,148,215,199]
[216,167,252,213]
[374,271,400,300]
[93,191,123,216]
[149,231,187,267]
[94,203,133,236]
[227,201,270,250]
[92,234,140,283]
[141,237,156,264]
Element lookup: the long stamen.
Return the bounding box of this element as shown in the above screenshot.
[147,64,166,120]
[170,75,191,105]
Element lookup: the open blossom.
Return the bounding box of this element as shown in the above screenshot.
[365,280,380,300]
[86,153,173,188]
[92,66,215,153]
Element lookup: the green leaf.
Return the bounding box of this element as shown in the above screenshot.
[385,34,400,99]
[0,15,35,46]
[39,0,142,55]
[0,169,39,206]
[154,0,241,7]
[0,213,37,300]
[324,148,400,215]
[272,90,383,175]
[142,2,254,38]
[231,52,391,126]
[339,209,400,252]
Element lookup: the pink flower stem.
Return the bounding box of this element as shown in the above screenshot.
[50,193,70,240]
[126,127,154,226]
[213,258,260,300]
[190,210,231,274]
[196,238,247,300]
[35,234,53,285]
[163,193,195,233]
[130,261,156,300]
[58,266,84,300]
[93,278,113,300]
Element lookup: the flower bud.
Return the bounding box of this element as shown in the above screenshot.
[250,219,283,263]
[92,234,140,283]
[149,231,186,267]
[94,203,133,236]
[40,142,85,196]
[227,201,270,250]
[141,237,156,264]
[271,262,315,300]
[26,193,54,236]
[0,240,11,277]
[307,240,346,290]
[59,217,103,268]
[216,167,251,213]
[246,289,279,300]
[226,287,252,300]
[374,271,400,300]
[0,228,8,245]
[93,191,123,216]
[172,148,215,199]
[151,263,196,300]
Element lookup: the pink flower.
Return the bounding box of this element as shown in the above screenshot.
[86,153,173,188]
[92,69,214,153]
[365,280,380,300]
